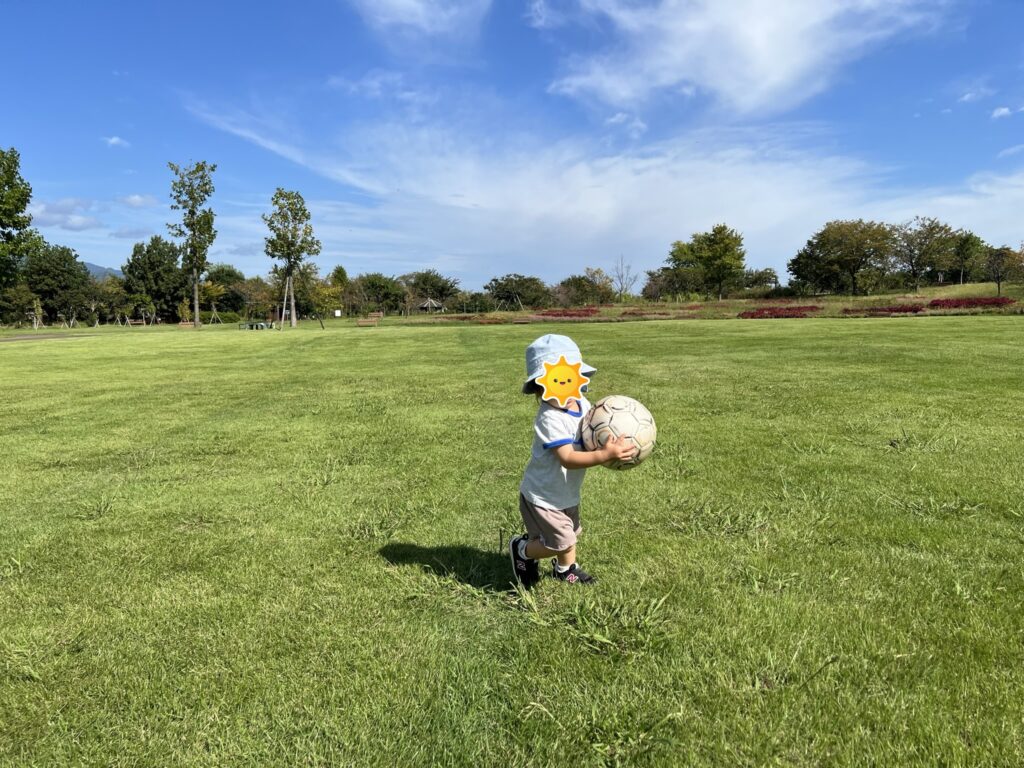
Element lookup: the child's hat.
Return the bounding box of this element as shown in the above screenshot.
[523,334,596,393]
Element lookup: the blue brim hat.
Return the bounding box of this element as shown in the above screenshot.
[522,334,596,393]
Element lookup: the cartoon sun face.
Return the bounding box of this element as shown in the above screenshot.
[535,355,589,408]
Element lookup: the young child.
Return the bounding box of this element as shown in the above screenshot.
[510,334,637,587]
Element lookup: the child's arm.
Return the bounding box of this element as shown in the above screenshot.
[553,435,637,469]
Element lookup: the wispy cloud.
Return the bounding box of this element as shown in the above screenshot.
[345,0,492,36]
[103,136,130,148]
[605,112,647,138]
[992,106,1012,119]
[546,0,950,113]
[997,144,1024,158]
[119,194,158,208]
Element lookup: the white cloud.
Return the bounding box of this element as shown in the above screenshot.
[958,87,994,103]
[997,144,1024,158]
[605,111,648,138]
[526,0,564,28]
[189,96,1024,288]
[29,198,104,231]
[346,0,491,36]
[992,107,1012,119]
[546,0,949,113]
[103,136,130,148]
[119,194,158,208]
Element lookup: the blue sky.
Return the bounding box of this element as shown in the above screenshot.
[6,0,1024,289]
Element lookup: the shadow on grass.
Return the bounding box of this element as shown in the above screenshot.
[379,543,513,593]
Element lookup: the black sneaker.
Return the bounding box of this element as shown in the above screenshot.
[509,534,540,589]
[552,561,596,585]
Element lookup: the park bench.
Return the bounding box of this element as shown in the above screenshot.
[238,321,274,330]
[356,311,384,327]
[127,319,146,326]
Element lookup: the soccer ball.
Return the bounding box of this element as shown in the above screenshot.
[580,395,657,470]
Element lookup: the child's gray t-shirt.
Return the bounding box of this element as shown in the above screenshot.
[519,397,591,511]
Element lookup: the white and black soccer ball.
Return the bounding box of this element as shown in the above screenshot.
[580,395,657,470]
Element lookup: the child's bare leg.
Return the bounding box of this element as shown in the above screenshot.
[525,540,575,566]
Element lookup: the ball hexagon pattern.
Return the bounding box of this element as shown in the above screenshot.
[580,395,657,470]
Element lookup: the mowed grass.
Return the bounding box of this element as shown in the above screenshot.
[1,318,1022,766]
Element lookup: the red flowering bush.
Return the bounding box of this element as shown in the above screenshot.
[928,297,1016,309]
[843,304,927,315]
[621,309,672,317]
[738,305,822,319]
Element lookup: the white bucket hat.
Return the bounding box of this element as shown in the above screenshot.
[522,334,596,393]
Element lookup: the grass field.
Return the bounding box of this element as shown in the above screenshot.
[2,318,1023,766]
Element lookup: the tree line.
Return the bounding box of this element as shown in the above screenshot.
[3,145,1023,327]
[643,218,1024,301]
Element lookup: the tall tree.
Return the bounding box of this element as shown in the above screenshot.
[790,219,893,296]
[23,243,90,321]
[167,160,217,328]
[263,188,321,327]
[984,245,1023,296]
[893,216,956,293]
[0,148,34,290]
[950,230,987,285]
[686,224,746,300]
[329,264,349,289]
[122,236,186,321]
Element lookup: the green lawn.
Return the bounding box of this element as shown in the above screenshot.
[2,318,1022,766]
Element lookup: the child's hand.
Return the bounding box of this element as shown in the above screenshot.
[601,434,638,466]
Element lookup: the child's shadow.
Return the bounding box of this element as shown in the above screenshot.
[379,543,513,593]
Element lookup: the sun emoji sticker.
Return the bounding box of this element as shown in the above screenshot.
[535,355,589,408]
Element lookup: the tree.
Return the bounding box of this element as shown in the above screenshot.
[1,148,34,291]
[893,216,956,293]
[167,160,217,328]
[984,245,1024,296]
[950,230,987,285]
[23,243,90,321]
[122,236,186,321]
[329,264,349,289]
[94,276,126,323]
[400,269,460,305]
[263,188,321,328]
[237,276,274,321]
[790,219,893,296]
[679,224,746,300]
[350,272,405,314]
[206,263,246,313]
[0,282,38,325]
[611,255,638,301]
[484,273,552,309]
[556,269,615,306]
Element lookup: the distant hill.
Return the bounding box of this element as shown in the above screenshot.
[84,262,124,280]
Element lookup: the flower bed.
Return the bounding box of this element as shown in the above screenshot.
[536,307,600,318]
[738,305,822,319]
[928,297,1016,309]
[844,304,927,315]
[620,309,673,318]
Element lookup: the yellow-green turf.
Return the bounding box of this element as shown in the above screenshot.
[1,318,1022,766]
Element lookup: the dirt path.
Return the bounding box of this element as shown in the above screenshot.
[0,333,98,343]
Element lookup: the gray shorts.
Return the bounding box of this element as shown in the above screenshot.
[519,494,582,551]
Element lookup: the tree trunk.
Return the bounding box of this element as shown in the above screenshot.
[289,276,297,328]
[997,279,1002,296]
[960,267,964,285]
[193,268,201,328]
